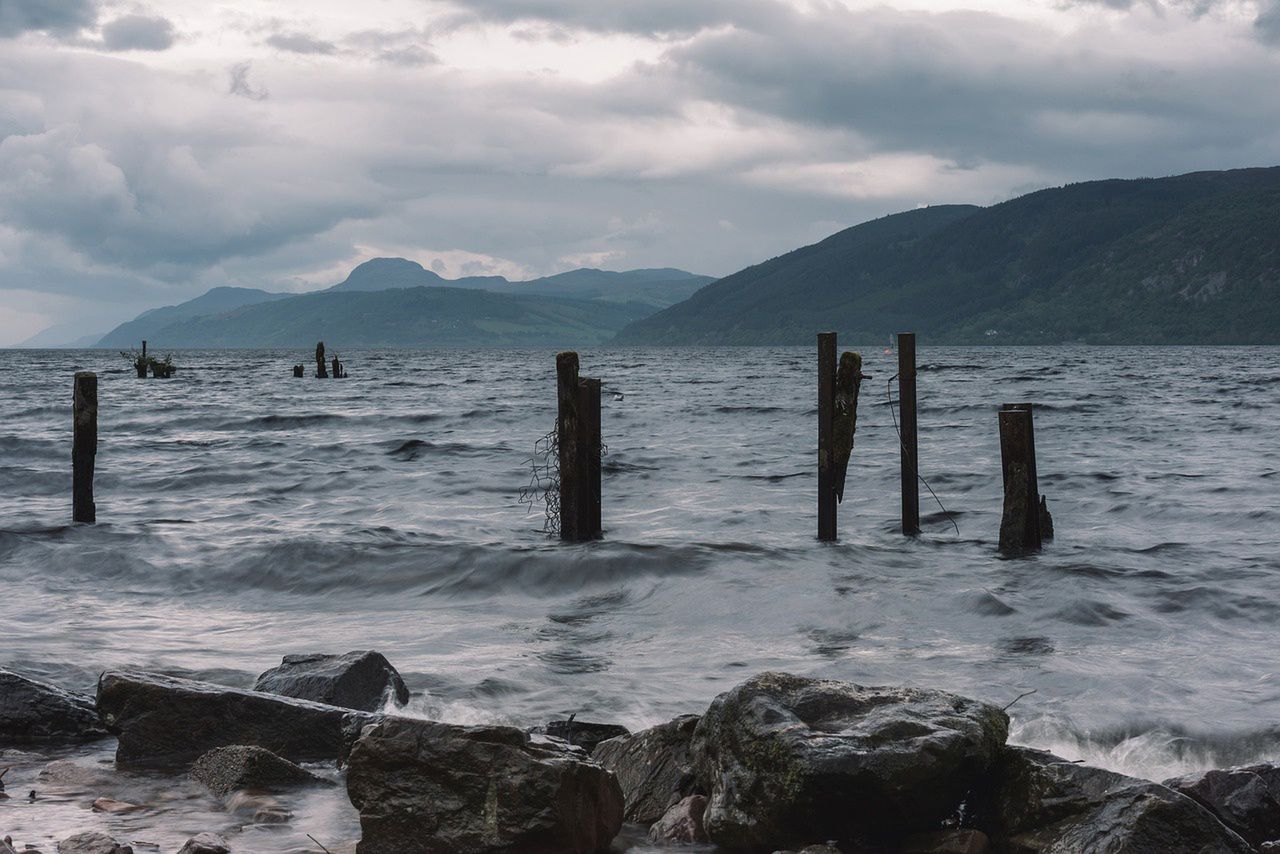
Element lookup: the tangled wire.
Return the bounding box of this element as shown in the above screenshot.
[519,425,561,536]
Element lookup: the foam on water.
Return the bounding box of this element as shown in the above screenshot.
[2,345,1279,846]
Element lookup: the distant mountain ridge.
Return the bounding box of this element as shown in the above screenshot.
[615,166,1280,345]
[96,262,712,348]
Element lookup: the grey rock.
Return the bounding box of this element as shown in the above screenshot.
[1,837,16,854]
[37,759,118,789]
[346,716,623,853]
[55,834,131,854]
[1165,762,1280,847]
[0,669,106,743]
[253,651,409,712]
[647,794,709,845]
[989,746,1252,853]
[176,834,229,854]
[593,714,699,824]
[96,670,378,767]
[544,719,629,754]
[691,671,1008,849]
[190,744,331,797]
[902,829,989,853]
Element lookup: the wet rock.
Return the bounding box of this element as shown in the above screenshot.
[252,652,409,712]
[55,833,132,854]
[544,718,630,755]
[902,829,989,853]
[37,759,118,789]
[593,714,699,823]
[1164,763,1280,847]
[770,846,841,854]
[90,796,143,813]
[96,670,378,767]
[346,716,623,853]
[176,835,229,854]
[647,794,709,845]
[691,672,1008,850]
[190,745,331,797]
[988,746,1251,852]
[0,669,106,743]
[2,837,16,854]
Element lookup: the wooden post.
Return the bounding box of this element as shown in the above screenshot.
[817,332,837,541]
[578,377,602,539]
[316,342,328,379]
[556,352,583,542]
[898,332,920,535]
[136,341,148,378]
[998,406,1041,554]
[72,372,97,524]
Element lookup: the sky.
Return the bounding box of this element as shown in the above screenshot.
[1,0,1279,345]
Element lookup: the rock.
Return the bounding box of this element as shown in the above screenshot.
[96,670,378,767]
[648,794,709,845]
[544,718,630,754]
[987,746,1252,852]
[770,846,841,854]
[252,652,409,712]
[55,833,132,854]
[37,759,118,789]
[190,745,331,797]
[0,669,106,743]
[691,672,1008,850]
[1,837,16,854]
[1165,763,1280,847]
[346,716,623,853]
[903,829,990,853]
[593,714,699,823]
[176,835,229,854]
[90,797,143,813]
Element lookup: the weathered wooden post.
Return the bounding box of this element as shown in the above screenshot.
[72,372,97,524]
[316,342,328,378]
[817,332,837,541]
[557,352,583,541]
[135,341,148,378]
[998,404,1041,554]
[898,332,920,535]
[292,364,304,378]
[579,377,602,539]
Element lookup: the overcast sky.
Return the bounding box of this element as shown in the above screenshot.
[1,0,1278,344]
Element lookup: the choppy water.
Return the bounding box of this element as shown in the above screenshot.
[3,345,1280,851]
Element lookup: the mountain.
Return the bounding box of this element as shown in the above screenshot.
[615,166,1280,345]
[95,261,712,348]
[97,286,290,348]
[15,323,106,348]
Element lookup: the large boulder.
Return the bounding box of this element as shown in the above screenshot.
[592,714,700,823]
[346,717,623,853]
[1165,763,1280,848]
[176,835,229,854]
[56,833,131,854]
[987,746,1251,852]
[96,670,378,767]
[253,652,409,712]
[0,669,106,743]
[648,794,709,845]
[691,672,1008,850]
[190,745,332,796]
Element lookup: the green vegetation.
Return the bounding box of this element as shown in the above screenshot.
[614,166,1280,345]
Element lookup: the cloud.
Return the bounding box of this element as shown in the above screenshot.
[99,13,176,51]
[0,0,96,37]
[1257,0,1280,42]
[228,61,269,99]
[441,0,788,36]
[266,31,337,55]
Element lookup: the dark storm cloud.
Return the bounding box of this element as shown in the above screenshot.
[0,0,96,36]
[1257,0,1280,43]
[100,13,176,51]
[441,0,788,36]
[266,31,337,55]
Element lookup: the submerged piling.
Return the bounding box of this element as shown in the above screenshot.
[898,333,920,535]
[998,404,1042,554]
[556,352,602,542]
[316,342,328,379]
[72,372,97,524]
[817,333,837,541]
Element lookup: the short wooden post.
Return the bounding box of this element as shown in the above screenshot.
[72,372,97,524]
[292,364,304,378]
[898,332,920,535]
[316,342,328,379]
[578,377,602,539]
[998,406,1041,554]
[817,332,837,541]
[556,352,583,542]
[135,341,148,378]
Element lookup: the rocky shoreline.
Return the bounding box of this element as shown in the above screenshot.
[2,657,1276,853]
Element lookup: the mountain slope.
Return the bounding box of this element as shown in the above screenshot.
[98,287,289,348]
[615,167,1280,344]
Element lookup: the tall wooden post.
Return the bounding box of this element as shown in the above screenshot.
[998,405,1041,554]
[72,372,97,524]
[557,352,582,541]
[141,340,147,361]
[817,332,837,541]
[579,377,602,539]
[316,342,328,379]
[898,332,920,535]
